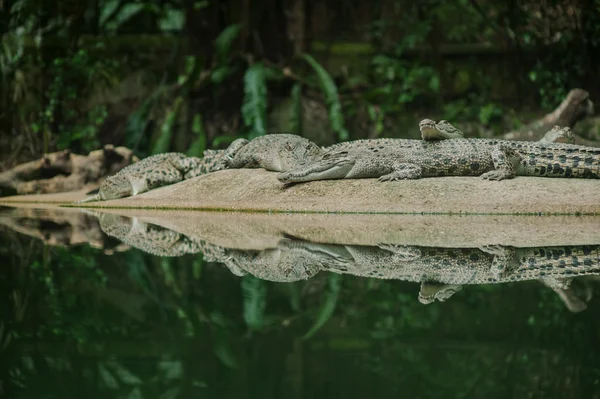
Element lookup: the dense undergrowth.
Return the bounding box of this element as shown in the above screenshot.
[1,0,599,166]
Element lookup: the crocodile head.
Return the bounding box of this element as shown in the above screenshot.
[277,139,325,171]
[418,283,463,304]
[419,118,464,140]
[541,125,574,144]
[419,118,440,140]
[97,174,137,200]
[277,151,356,183]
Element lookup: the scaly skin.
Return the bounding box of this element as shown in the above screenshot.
[260,239,599,310]
[76,134,323,203]
[277,134,600,183]
[76,151,225,203]
[419,119,465,140]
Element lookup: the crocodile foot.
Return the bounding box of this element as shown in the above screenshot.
[479,245,518,279]
[378,164,423,181]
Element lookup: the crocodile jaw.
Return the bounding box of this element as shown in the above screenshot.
[277,157,356,183]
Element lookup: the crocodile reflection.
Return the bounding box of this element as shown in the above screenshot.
[94,213,599,312]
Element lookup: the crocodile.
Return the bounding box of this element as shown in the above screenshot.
[76,134,321,203]
[76,151,221,203]
[419,119,465,140]
[420,119,573,144]
[277,133,600,183]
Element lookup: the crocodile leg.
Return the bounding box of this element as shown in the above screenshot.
[479,245,519,279]
[142,164,184,192]
[378,163,423,181]
[479,146,520,181]
[214,138,250,170]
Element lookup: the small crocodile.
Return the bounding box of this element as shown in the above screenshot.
[420,120,573,144]
[77,151,222,203]
[419,119,465,140]
[76,134,321,203]
[277,133,600,183]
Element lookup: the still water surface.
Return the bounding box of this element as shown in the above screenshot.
[1,205,599,398]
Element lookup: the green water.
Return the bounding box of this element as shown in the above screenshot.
[1,207,600,399]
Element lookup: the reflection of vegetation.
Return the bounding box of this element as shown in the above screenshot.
[2,227,600,397]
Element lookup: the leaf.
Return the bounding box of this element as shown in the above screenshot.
[215,24,241,65]
[213,332,238,369]
[242,63,267,139]
[300,54,348,141]
[103,3,146,31]
[152,96,183,154]
[124,91,161,153]
[187,114,206,157]
[159,9,185,31]
[241,275,268,330]
[289,83,303,134]
[303,274,342,340]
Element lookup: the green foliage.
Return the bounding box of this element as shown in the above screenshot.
[242,63,268,139]
[289,83,303,134]
[187,114,207,157]
[211,24,242,84]
[2,0,598,165]
[215,24,241,65]
[301,54,349,141]
[303,273,342,339]
[152,96,183,154]
[241,274,270,331]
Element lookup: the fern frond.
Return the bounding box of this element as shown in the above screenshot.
[151,96,183,154]
[187,114,206,157]
[242,63,267,139]
[241,275,268,331]
[303,273,342,339]
[300,54,349,141]
[215,24,241,65]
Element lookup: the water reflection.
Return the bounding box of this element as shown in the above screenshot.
[1,206,600,398]
[91,211,600,312]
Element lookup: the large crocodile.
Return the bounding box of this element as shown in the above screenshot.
[277,133,600,183]
[77,134,321,203]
